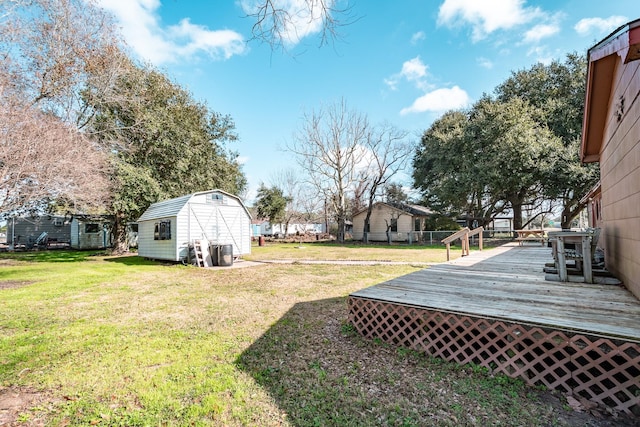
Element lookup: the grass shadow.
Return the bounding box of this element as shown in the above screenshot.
[234,296,568,427]
[102,254,162,266]
[233,286,635,427]
[0,250,107,263]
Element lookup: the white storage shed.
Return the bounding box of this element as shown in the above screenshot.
[137,190,252,264]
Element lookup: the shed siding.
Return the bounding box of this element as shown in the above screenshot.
[598,54,640,298]
[137,190,251,262]
[138,217,179,261]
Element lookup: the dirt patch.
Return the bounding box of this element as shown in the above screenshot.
[0,280,35,290]
[0,386,59,426]
[534,389,640,427]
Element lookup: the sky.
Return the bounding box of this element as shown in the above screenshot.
[94,0,635,204]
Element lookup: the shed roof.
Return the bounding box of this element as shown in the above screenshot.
[581,18,640,163]
[137,189,250,222]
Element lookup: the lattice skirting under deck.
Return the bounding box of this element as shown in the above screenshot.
[348,296,640,415]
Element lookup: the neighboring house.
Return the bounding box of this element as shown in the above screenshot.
[352,202,433,242]
[580,18,640,299]
[251,219,269,237]
[137,189,251,264]
[6,214,113,250]
[70,215,112,250]
[6,215,71,249]
[253,217,325,237]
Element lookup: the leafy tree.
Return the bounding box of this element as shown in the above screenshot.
[468,97,558,230]
[255,184,291,231]
[413,97,559,230]
[384,183,410,204]
[413,110,498,226]
[84,56,246,252]
[495,53,599,228]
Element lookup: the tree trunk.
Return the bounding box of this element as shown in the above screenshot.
[337,217,345,243]
[512,203,523,234]
[111,211,129,254]
[363,207,373,243]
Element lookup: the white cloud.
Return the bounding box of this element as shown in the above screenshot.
[96,0,246,64]
[385,56,429,91]
[574,16,628,37]
[400,86,471,115]
[527,46,553,65]
[438,0,542,42]
[410,31,426,45]
[401,57,427,81]
[476,57,493,69]
[240,0,328,47]
[523,23,560,44]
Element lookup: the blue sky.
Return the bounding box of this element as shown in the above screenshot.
[95,0,634,203]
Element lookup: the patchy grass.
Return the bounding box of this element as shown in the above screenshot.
[0,250,632,426]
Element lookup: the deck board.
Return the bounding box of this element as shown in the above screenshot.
[350,243,640,342]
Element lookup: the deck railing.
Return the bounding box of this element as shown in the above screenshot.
[441,226,484,261]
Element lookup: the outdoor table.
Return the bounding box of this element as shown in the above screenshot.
[514,229,545,246]
[548,231,593,283]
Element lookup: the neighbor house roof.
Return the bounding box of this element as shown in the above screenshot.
[581,18,640,163]
[353,202,433,218]
[137,189,249,222]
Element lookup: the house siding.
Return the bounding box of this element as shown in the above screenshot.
[353,204,414,241]
[598,53,640,298]
[7,216,70,246]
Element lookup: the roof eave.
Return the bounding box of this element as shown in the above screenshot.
[581,19,640,163]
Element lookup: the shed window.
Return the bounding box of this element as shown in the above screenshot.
[154,220,171,240]
[85,223,100,233]
[390,218,398,232]
[207,194,226,204]
[414,218,421,231]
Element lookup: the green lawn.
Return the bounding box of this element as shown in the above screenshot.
[0,248,591,426]
[245,241,466,263]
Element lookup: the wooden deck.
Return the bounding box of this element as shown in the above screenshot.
[348,243,640,414]
[351,243,640,341]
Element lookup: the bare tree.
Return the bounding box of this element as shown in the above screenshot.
[0,0,119,216]
[359,123,412,241]
[242,0,356,52]
[288,99,368,242]
[1,0,120,122]
[0,79,110,216]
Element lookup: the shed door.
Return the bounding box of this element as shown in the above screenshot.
[214,205,246,253]
[188,203,246,254]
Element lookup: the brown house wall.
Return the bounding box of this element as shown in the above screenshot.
[599,56,640,298]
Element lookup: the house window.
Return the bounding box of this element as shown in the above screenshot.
[390,218,398,232]
[85,223,100,233]
[154,220,171,240]
[414,218,421,231]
